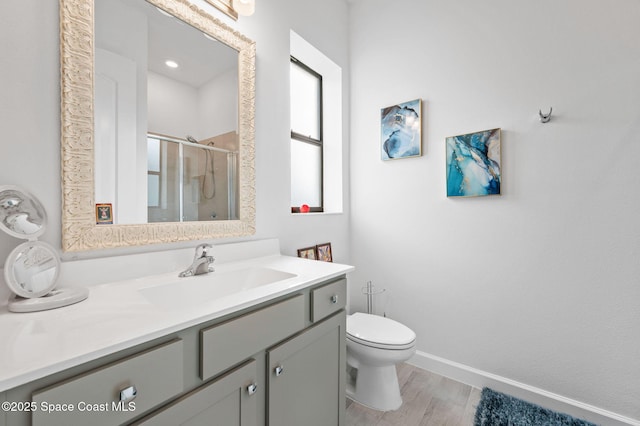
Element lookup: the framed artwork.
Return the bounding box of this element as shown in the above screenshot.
[446,128,501,197]
[381,98,422,160]
[316,243,333,262]
[297,246,317,260]
[95,203,113,224]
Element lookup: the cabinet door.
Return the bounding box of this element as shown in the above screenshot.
[0,392,5,426]
[267,311,346,426]
[133,359,259,426]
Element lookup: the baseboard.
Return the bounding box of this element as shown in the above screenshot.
[407,350,640,426]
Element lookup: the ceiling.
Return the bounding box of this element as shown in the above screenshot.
[117,0,238,88]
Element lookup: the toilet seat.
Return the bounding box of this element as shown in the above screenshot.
[347,313,416,350]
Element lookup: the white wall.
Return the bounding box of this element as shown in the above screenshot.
[0,0,350,264]
[147,71,200,138]
[147,69,238,141]
[229,0,351,260]
[348,0,640,422]
[198,68,238,139]
[95,0,149,223]
[0,1,60,262]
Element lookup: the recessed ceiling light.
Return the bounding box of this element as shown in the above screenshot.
[165,60,179,69]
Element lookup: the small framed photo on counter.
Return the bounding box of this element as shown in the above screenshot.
[297,246,317,260]
[316,243,333,262]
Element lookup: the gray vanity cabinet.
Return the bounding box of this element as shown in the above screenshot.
[133,358,259,426]
[267,311,346,426]
[1,392,5,426]
[2,275,347,426]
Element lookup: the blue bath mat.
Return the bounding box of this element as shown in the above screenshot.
[474,388,597,426]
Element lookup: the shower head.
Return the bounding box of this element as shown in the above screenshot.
[186,135,198,144]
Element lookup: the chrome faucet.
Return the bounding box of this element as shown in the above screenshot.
[179,243,215,277]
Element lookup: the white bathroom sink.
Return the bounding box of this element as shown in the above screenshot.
[139,267,297,309]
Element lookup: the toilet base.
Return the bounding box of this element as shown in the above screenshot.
[346,364,402,411]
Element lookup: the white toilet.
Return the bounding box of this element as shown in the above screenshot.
[346,312,416,411]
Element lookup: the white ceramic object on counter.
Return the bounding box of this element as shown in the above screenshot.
[0,185,88,313]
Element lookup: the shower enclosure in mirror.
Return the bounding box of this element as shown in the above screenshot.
[94,0,239,224]
[60,0,256,251]
[144,133,238,223]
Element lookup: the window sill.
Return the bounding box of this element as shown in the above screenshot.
[290,211,343,216]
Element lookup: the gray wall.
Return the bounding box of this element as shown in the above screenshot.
[0,1,60,259]
[348,0,640,421]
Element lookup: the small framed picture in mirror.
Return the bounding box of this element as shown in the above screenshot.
[297,246,317,260]
[316,243,333,262]
[96,203,113,225]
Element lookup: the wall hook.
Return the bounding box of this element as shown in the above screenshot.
[539,107,552,123]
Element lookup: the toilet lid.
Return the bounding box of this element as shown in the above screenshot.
[347,313,416,349]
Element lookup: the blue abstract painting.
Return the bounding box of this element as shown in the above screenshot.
[381,99,422,160]
[446,128,501,197]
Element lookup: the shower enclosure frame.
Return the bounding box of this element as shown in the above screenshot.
[148,132,239,222]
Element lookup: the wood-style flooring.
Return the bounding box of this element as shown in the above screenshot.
[345,363,482,426]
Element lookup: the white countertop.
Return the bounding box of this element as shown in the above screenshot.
[0,248,353,392]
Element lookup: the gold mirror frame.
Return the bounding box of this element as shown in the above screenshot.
[60,0,256,252]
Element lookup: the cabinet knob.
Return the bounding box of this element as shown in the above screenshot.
[330,294,338,304]
[119,385,137,402]
[247,383,258,395]
[274,365,284,376]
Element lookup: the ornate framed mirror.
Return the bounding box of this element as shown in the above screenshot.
[60,0,256,252]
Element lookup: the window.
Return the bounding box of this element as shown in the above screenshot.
[290,57,323,212]
[290,30,343,215]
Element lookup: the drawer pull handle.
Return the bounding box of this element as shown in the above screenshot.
[119,385,137,402]
[330,294,338,304]
[247,383,258,395]
[274,365,284,376]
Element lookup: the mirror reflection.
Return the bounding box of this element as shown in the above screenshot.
[146,133,238,222]
[6,242,60,298]
[94,0,239,224]
[0,186,47,239]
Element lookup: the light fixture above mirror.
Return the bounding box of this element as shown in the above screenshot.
[232,0,255,16]
[205,0,255,20]
[59,0,256,252]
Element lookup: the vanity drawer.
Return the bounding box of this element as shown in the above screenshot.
[310,278,346,322]
[201,294,305,381]
[32,339,183,426]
